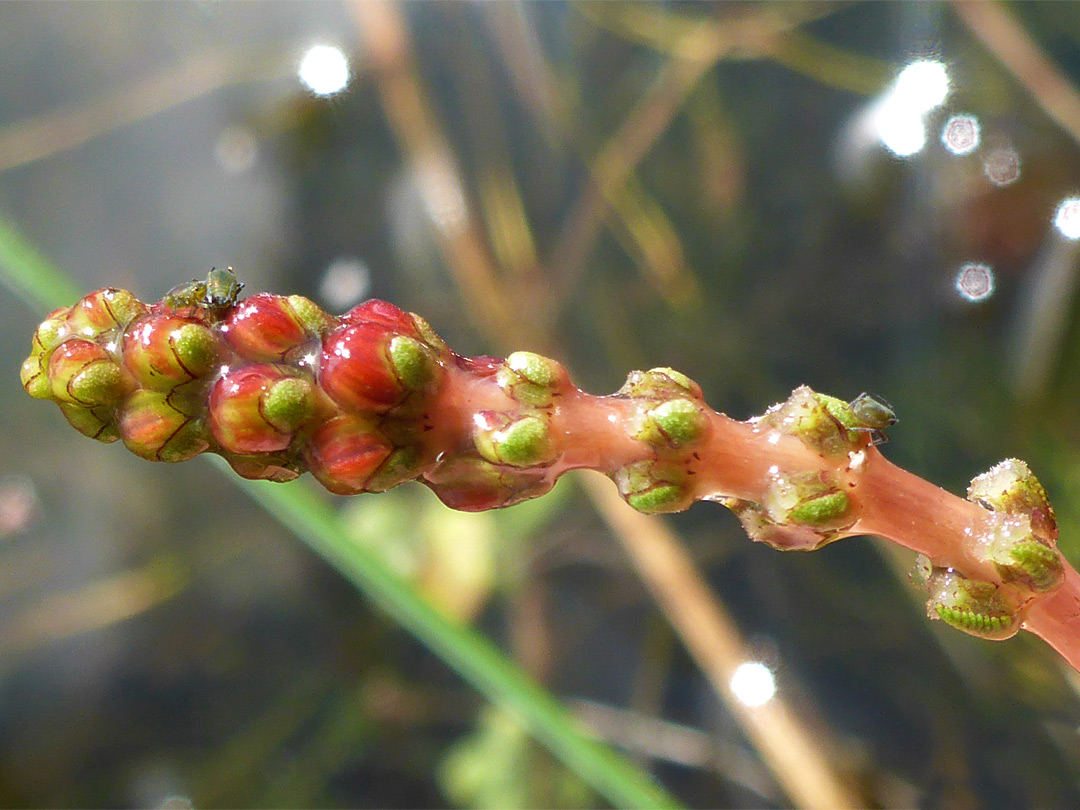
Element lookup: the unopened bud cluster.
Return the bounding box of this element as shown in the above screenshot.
[23,271,1068,648]
[21,271,454,499]
[21,270,714,516]
[914,459,1065,640]
[720,386,894,551]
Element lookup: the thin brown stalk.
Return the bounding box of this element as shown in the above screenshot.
[0,49,290,174]
[953,0,1080,151]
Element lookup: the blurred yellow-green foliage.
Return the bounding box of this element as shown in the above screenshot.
[5,1,1080,807]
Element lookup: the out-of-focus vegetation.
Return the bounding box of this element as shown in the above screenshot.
[4,1,1080,807]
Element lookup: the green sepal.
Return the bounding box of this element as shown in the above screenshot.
[262,377,315,433]
[925,568,1019,641]
[497,351,564,405]
[722,497,841,551]
[287,294,333,336]
[613,460,690,515]
[617,367,702,400]
[21,356,50,399]
[365,445,423,493]
[172,323,219,378]
[994,539,1063,593]
[58,402,119,443]
[389,335,436,391]
[637,398,708,448]
[475,415,554,468]
[785,491,850,527]
[64,360,127,407]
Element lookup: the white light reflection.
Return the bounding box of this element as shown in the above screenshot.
[1055,198,1080,240]
[873,102,926,158]
[954,263,995,302]
[298,45,350,96]
[730,661,776,707]
[872,60,950,158]
[893,60,950,113]
[941,114,980,155]
[983,147,1021,187]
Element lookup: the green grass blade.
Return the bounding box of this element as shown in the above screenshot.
[0,211,682,810]
[0,217,82,311]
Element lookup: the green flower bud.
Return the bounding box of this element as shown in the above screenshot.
[612,460,691,514]
[123,316,220,389]
[118,390,209,462]
[968,458,1057,543]
[925,568,1020,641]
[763,469,854,531]
[636,398,709,449]
[722,497,837,551]
[48,339,129,406]
[58,403,119,443]
[617,367,702,400]
[473,413,555,468]
[496,352,567,406]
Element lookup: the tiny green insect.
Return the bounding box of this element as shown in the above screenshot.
[162,278,207,311]
[163,267,243,313]
[203,267,244,310]
[848,392,897,446]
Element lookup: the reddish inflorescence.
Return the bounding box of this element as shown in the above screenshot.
[22,269,665,512]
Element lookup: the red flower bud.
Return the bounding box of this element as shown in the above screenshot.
[58,403,119,443]
[319,322,407,413]
[66,289,147,338]
[223,293,329,361]
[48,339,129,406]
[208,365,316,454]
[222,453,301,483]
[123,315,220,390]
[303,414,393,495]
[118,389,209,462]
[342,299,419,336]
[424,458,554,512]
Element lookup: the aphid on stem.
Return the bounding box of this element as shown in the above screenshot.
[848,392,897,446]
[163,267,244,313]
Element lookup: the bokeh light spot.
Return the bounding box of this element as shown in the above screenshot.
[730,661,776,707]
[299,45,350,96]
[319,257,371,311]
[983,147,1021,186]
[1054,197,1080,240]
[941,115,980,155]
[214,126,259,174]
[954,263,995,302]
